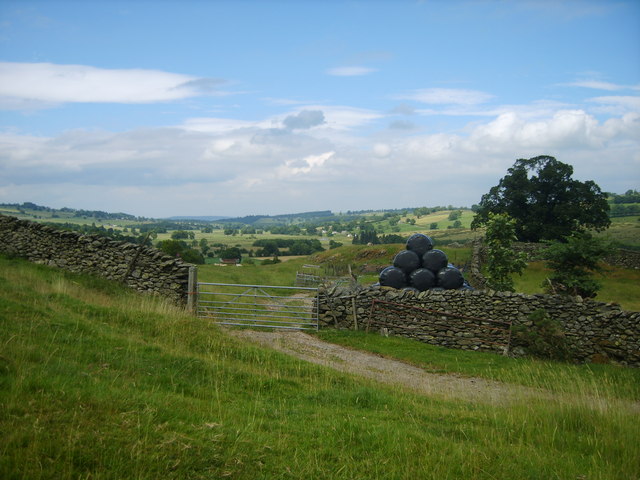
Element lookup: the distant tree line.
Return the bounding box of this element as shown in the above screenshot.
[351,224,407,245]
[252,238,324,256]
[609,203,640,217]
[609,189,640,204]
[608,190,640,217]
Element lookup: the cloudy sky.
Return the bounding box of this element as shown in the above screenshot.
[0,0,638,218]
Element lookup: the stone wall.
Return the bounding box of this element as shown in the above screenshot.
[604,248,640,270]
[0,215,191,304]
[318,285,640,367]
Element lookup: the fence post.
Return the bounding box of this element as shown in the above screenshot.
[187,266,198,315]
[352,296,358,330]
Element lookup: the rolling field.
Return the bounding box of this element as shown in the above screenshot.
[2,256,639,479]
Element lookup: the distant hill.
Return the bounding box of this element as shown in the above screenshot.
[218,210,336,226]
[166,215,231,221]
[0,202,145,221]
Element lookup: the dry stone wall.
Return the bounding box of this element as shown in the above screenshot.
[0,215,191,304]
[604,248,640,270]
[318,284,640,367]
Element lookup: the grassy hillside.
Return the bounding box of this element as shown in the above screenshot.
[1,255,639,479]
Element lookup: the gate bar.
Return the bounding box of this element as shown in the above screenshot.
[198,282,318,291]
[197,282,319,330]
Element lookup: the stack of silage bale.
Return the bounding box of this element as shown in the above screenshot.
[378,233,472,291]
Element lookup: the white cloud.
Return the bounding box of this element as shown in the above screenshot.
[587,95,640,115]
[303,105,383,131]
[413,100,574,121]
[466,110,603,152]
[0,62,228,108]
[326,66,377,76]
[395,88,494,106]
[181,117,269,133]
[262,97,324,106]
[372,143,391,157]
[566,80,624,91]
[182,105,382,135]
[564,80,640,91]
[1,101,638,217]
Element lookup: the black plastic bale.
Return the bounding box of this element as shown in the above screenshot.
[406,233,434,257]
[393,249,421,273]
[403,286,420,293]
[409,268,437,291]
[437,266,464,289]
[379,266,407,289]
[422,249,448,272]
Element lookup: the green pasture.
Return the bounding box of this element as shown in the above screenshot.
[2,255,639,479]
[512,261,640,311]
[594,215,640,249]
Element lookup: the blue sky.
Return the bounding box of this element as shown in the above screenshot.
[0,0,638,218]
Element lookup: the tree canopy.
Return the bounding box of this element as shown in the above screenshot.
[471,156,610,242]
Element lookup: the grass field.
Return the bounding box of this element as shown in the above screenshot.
[594,215,640,249]
[512,261,640,311]
[1,256,639,479]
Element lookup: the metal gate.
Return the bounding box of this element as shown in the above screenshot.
[197,282,319,330]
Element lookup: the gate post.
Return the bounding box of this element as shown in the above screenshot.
[187,266,198,315]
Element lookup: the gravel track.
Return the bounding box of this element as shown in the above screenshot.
[226,329,548,405]
[224,328,640,416]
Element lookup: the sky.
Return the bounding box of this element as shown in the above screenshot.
[0,0,638,218]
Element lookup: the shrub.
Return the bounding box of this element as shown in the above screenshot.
[484,213,527,292]
[544,232,609,298]
[512,310,571,361]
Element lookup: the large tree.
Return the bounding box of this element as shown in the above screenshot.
[471,155,610,242]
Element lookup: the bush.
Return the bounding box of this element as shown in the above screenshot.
[544,232,609,298]
[484,213,527,292]
[156,239,205,264]
[512,310,571,361]
[180,249,205,265]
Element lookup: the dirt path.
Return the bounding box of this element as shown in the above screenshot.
[226,329,640,412]
[226,329,549,405]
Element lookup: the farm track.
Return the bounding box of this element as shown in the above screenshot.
[226,328,640,412]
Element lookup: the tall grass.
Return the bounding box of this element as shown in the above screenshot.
[1,255,639,479]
